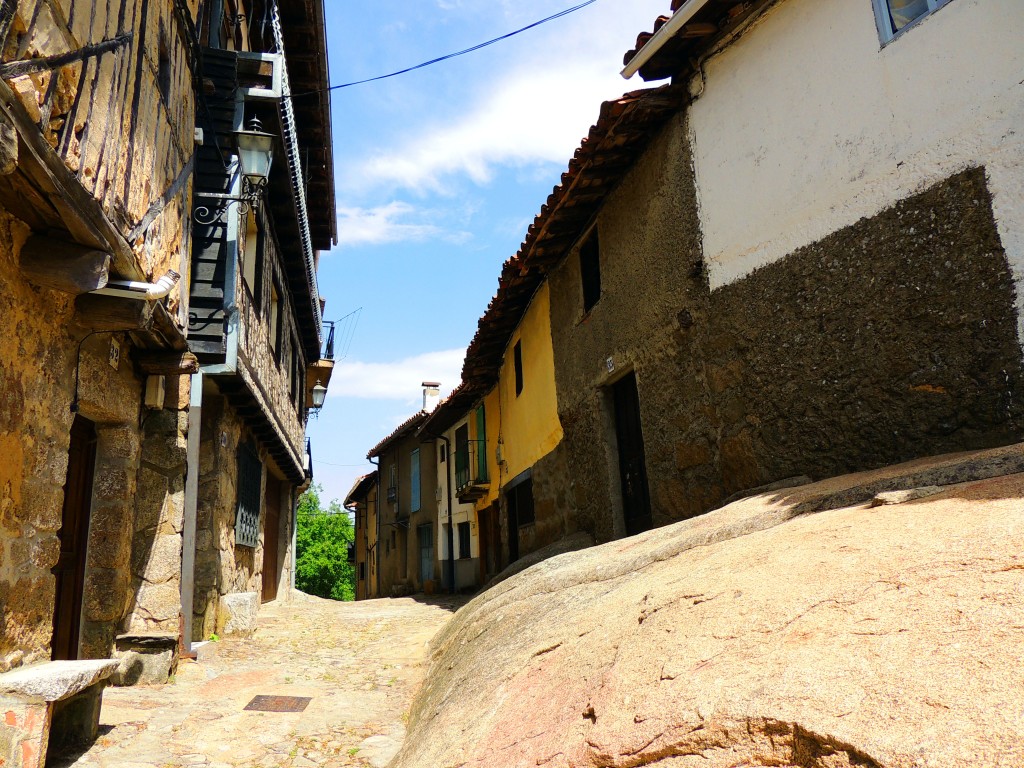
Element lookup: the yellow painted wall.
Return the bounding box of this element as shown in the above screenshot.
[479,282,563,508]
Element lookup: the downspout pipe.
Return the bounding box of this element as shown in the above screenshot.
[92,270,181,300]
[436,434,455,594]
[368,456,381,598]
[620,0,713,79]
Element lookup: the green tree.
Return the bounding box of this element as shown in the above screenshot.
[295,483,355,601]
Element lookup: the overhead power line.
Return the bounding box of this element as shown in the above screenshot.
[292,0,601,96]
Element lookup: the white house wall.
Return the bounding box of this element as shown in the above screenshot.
[689,0,1024,339]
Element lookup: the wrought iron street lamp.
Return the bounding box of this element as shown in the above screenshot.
[195,117,275,224]
[310,379,327,411]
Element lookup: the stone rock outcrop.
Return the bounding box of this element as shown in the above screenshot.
[391,446,1024,767]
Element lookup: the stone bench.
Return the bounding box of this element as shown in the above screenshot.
[0,659,118,768]
[112,633,178,686]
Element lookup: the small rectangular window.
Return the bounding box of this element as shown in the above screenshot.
[580,228,601,312]
[439,444,447,463]
[458,521,471,559]
[410,448,421,513]
[235,443,262,547]
[513,340,523,397]
[269,282,281,358]
[506,477,535,527]
[873,0,952,42]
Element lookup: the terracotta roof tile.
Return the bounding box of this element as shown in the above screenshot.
[622,0,767,81]
[366,411,429,459]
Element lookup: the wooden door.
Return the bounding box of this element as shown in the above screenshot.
[51,416,97,661]
[612,372,652,536]
[262,474,282,603]
[418,524,433,585]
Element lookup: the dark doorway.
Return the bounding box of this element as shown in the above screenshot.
[611,372,652,536]
[262,474,282,603]
[505,493,520,564]
[478,503,500,582]
[417,523,433,586]
[51,416,97,661]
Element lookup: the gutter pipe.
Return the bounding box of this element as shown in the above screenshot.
[93,270,181,300]
[620,0,713,79]
[436,434,455,594]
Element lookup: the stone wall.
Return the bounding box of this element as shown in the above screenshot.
[126,404,188,635]
[704,166,1024,488]
[497,442,574,565]
[0,207,76,670]
[548,113,714,544]
[193,391,261,640]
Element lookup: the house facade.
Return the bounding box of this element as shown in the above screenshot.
[0,0,199,673]
[0,0,335,691]
[344,472,377,601]
[365,412,439,597]
[184,0,335,643]
[546,0,1024,542]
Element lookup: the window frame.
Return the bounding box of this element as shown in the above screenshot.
[579,227,601,313]
[410,448,421,513]
[872,0,953,44]
[235,442,262,548]
[457,521,471,560]
[513,340,523,397]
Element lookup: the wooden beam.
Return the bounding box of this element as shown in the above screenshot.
[0,78,140,278]
[74,294,154,331]
[19,234,111,294]
[134,351,200,376]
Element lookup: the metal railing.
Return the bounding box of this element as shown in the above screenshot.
[321,320,335,360]
[454,439,488,491]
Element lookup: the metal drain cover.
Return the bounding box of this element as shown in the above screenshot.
[243,695,312,713]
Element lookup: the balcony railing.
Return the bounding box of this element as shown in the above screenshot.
[454,439,489,502]
[322,320,335,361]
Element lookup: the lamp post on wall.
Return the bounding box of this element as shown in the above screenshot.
[310,380,327,411]
[194,116,275,224]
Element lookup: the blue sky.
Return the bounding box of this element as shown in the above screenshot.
[306,0,669,505]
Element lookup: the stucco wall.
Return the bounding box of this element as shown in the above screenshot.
[496,283,563,481]
[689,0,1024,333]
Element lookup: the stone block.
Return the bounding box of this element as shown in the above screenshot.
[110,634,177,686]
[86,504,131,570]
[92,468,134,503]
[136,534,181,584]
[215,592,259,637]
[133,581,180,624]
[133,465,169,533]
[96,425,140,461]
[82,568,127,623]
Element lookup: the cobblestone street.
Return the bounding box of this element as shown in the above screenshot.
[53,594,463,768]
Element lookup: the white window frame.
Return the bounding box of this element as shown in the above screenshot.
[872,0,953,44]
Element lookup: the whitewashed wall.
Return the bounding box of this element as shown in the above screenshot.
[689,0,1024,334]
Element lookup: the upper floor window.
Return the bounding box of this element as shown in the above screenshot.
[410,448,421,513]
[242,209,261,312]
[873,0,951,42]
[580,228,601,313]
[269,281,281,358]
[513,340,524,397]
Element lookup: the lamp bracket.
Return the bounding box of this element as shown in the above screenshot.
[194,178,268,224]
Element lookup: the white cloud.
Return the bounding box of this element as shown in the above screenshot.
[329,348,465,400]
[349,2,667,193]
[335,201,471,248]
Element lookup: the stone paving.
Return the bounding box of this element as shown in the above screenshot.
[51,592,465,768]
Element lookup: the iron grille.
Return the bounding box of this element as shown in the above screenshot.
[235,442,262,547]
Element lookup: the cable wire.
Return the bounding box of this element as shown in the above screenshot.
[291,0,600,97]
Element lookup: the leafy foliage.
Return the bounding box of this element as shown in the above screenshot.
[295,483,356,601]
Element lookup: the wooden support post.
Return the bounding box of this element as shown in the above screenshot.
[20,235,111,294]
[73,294,154,331]
[134,351,200,376]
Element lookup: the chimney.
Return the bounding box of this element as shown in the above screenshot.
[422,381,441,412]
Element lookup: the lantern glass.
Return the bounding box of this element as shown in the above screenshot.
[311,380,327,409]
[236,127,274,185]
